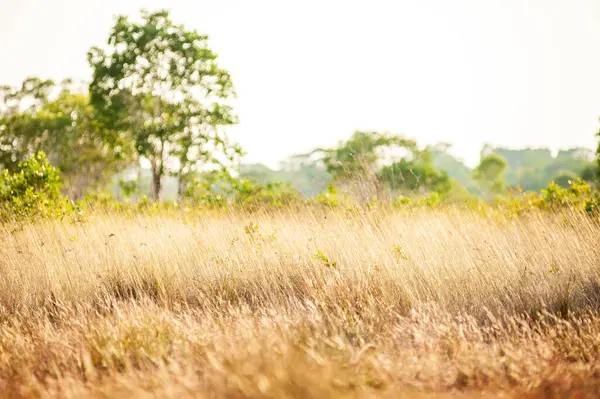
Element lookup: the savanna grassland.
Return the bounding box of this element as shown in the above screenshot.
[1,205,600,398]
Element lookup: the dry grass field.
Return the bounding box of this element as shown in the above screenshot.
[1,206,600,398]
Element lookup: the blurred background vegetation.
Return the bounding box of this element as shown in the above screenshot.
[1,9,599,213]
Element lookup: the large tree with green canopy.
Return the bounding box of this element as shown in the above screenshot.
[88,9,241,200]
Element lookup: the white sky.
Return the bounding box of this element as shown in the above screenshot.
[1,0,600,168]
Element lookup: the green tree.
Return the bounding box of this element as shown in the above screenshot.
[552,170,579,188]
[379,159,451,194]
[313,131,419,182]
[309,131,423,200]
[473,152,507,197]
[0,77,55,171]
[482,145,595,192]
[88,9,239,200]
[309,131,455,200]
[238,156,332,198]
[429,142,480,195]
[0,78,131,198]
[580,163,597,183]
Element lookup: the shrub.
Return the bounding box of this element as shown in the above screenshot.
[231,179,300,209]
[182,171,301,210]
[315,184,340,208]
[0,152,73,221]
[494,178,600,218]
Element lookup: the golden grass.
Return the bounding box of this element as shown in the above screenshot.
[1,206,600,398]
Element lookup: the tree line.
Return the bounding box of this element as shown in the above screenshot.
[1,9,599,204]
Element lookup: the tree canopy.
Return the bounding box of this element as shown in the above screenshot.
[473,152,508,197]
[88,9,240,200]
[0,78,131,198]
[305,131,451,200]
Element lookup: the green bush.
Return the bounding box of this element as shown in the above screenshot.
[184,171,300,209]
[230,179,299,208]
[315,184,340,208]
[495,179,600,217]
[0,152,73,221]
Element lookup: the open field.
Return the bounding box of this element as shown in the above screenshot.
[1,207,600,398]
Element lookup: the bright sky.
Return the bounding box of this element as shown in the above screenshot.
[1,0,600,168]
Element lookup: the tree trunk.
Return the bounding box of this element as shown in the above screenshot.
[137,163,143,201]
[150,162,161,201]
[177,173,186,202]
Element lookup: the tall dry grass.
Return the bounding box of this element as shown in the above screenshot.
[1,206,600,398]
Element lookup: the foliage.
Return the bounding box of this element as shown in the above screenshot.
[580,163,597,183]
[88,9,240,200]
[496,178,600,217]
[183,170,230,207]
[473,152,507,197]
[538,179,599,214]
[239,158,332,198]
[430,143,481,195]
[379,159,451,195]
[0,152,73,220]
[490,146,554,171]
[0,77,54,171]
[184,170,300,209]
[312,131,419,182]
[312,249,337,268]
[307,131,453,201]
[315,184,340,207]
[427,144,597,195]
[0,78,131,198]
[231,179,299,209]
[118,178,140,199]
[489,146,596,191]
[243,222,276,245]
[56,167,600,221]
[552,170,579,188]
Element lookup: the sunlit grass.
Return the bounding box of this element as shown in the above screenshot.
[1,206,599,397]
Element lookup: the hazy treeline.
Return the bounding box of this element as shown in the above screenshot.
[1,8,599,204]
[239,143,597,200]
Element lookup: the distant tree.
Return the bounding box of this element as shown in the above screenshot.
[482,146,596,192]
[556,147,595,161]
[580,163,597,183]
[429,143,480,195]
[309,131,453,200]
[282,162,331,197]
[473,152,507,197]
[238,164,282,184]
[0,77,55,171]
[552,170,579,188]
[308,131,417,200]
[491,147,553,190]
[313,131,419,183]
[379,159,451,194]
[88,9,240,200]
[493,147,554,170]
[0,78,131,198]
[239,157,331,198]
[546,148,595,177]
